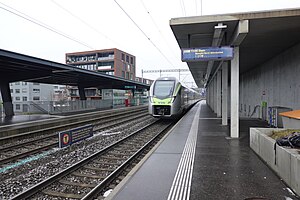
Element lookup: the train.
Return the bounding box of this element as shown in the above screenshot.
[148,77,199,118]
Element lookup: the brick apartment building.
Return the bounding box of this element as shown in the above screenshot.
[66,48,136,80]
[65,48,137,100]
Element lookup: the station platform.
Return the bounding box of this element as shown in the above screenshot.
[107,101,299,200]
[0,114,56,126]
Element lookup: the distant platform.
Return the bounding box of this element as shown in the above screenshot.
[0,114,56,126]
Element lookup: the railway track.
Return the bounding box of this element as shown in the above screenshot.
[0,109,148,166]
[11,119,173,199]
[0,106,147,145]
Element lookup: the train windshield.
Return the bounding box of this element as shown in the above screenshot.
[153,80,175,97]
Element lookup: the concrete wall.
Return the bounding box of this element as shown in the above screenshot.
[240,42,300,118]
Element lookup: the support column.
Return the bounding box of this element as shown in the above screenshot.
[208,82,212,109]
[230,47,239,138]
[210,83,213,109]
[212,80,215,111]
[78,85,87,100]
[206,84,209,106]
[212,77,217,113]
[214,76,217,113]
[216,70,222,117]
[222,62,228,125]
[0,82,14,116]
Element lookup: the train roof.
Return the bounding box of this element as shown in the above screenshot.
[155,77,177,81]
[153,77,199,94]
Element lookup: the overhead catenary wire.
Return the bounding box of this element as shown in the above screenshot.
[113,0,175,67]
[140,0,179,60]
[50,0,123,48]
[0,2,94,50]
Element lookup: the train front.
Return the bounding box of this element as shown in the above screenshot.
[148,77,180,118]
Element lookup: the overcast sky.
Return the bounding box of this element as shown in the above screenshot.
[1,0,300,86]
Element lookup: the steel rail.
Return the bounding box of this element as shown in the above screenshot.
[0,108,147,146]
[0,112,149,166]
[82,121,173,199]
[0,107,147,145]
[10,120,162,199]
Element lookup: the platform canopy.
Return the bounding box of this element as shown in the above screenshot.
[170,8,300,87]
[0,49,150,90]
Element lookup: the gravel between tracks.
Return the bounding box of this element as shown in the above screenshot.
[0,115,157,199]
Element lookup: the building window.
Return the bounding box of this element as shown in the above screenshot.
[22,82,27,85]
[127,64,130,71]
[33,83,40,85]
[33,89,40,93]
[122,53,125,61]
[105,71,114,76]
[23,96,27,101]
[126,72,129,79]
[122,71,125,78]
[33,96,40,101]
[15,82,20,85]
[54,86,59,89]
[130,57,134,64]
[16,104,21,110]
[126,55,129,62]
[22,88,27,93]
[15,96,21,101]
[10,89,13,93]
[15,89,20,93]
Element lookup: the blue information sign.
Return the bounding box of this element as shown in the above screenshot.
[182,46,233,62]
[59,124,94,148]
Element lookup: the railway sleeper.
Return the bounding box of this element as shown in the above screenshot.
[92,160,120,165]
[58,179,97,188]
[84,165,116,172]
[42,189,84,199]
[100,156,128,160]
[71,172,106,179]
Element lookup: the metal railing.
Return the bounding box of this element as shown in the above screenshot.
[11,97,149,115]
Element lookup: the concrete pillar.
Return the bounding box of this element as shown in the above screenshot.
[222,62,228,125]
[78,85,87,100]
[208,85,211,107]
[214,76,217,113]
[206,84,209,106]
[217,70,222,117]
[230,47,239,138]
[0,82,14,116]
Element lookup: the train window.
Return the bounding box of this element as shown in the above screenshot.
[153,80,175,97]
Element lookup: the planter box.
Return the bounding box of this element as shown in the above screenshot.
[250,128,300,196]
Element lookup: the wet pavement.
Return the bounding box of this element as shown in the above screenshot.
[109,101,299,200]
[190,102,298,200]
